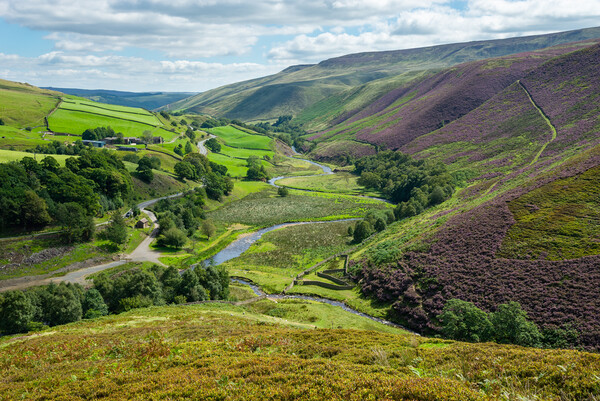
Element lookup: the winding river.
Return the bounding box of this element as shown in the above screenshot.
[198,154,410,332]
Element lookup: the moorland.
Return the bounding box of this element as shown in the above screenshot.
[2,26,600,400]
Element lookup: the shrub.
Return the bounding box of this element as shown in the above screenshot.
[438,299,493,342]
[277,186,289,197]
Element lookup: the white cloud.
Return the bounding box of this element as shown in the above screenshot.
[1,0,599,90]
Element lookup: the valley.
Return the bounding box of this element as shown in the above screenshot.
[3,25,600,400]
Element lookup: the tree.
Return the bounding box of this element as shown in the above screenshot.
[177,269,208,302]
[184,141,193,154]
[21,190,51,229]
[374,217,387,232]
[347,226,354,237]
[0,117,4,125]
[56,202,95,243]
[158,227,187,249]
[277,186,289,197]
[141,130,153,144]
[174,161,195,180]
[439,299,493,342]
[41,283,83,326]
[205,138,221,153]
[491,301,541,347]
[82,288,108,319]
[429,185,446,205]
[353,220,373,243]
[104,211,127,247]
[201,220,216,239]
[0,291,35,334]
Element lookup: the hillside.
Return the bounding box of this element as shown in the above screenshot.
[340,42,600,349]
[43,87,195,111]
[164,26,600,126]
[308,39,600,160]
[2,301,600,400]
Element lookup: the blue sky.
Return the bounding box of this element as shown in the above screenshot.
[1,0,599,92]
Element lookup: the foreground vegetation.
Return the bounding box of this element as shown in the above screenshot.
[2,301,600,400]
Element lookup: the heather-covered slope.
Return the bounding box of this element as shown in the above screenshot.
[164,26,600,124]
[309,40,600,160]
[347,44,600,349]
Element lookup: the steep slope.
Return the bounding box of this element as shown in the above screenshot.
[165,26,600,124]
[348,43,600,349]
[309,40,600,160]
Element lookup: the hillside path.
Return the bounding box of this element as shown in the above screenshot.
[518,80,557,165]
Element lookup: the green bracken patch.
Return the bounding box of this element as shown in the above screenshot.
[498,165,600,260]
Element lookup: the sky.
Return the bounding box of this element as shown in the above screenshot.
[1,0,600,93]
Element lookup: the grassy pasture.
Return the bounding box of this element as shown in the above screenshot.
[59,99,160,125]
[0,89,58,128]
[209,125,273,150]
[48,101,178,141]
[0,149,73,165]
[0,126,47,150]
[219,144,274,159]
[277,171,382,196]
[207,186,391,227]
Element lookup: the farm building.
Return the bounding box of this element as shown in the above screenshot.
[135,218,150,229]
[117,146,138,152]
[152,136,164,144]
[82,140,106,148]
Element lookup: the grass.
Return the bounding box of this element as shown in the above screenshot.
[0,236,113,280]
[498,165,600,260]
[224,220,355,293]
[1,302,600,400]
[208,187,391,227]
[277,171,382,196]
[0,149,73,165]
[219,143,274,159]
[209,125,273,150]
[0,87,58,128]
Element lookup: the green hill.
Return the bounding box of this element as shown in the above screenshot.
[164,26,600,128]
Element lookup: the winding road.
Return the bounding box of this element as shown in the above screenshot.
[0,193,182,291]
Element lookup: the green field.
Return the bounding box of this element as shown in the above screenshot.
[277,171,382,196]
[59,99,160,125]
[0,88,58,128]
[208,186,391,227]
[209,125,273,150]
[219,143,274,159]
[0,149,73,165]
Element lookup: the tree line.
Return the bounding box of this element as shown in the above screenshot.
[354,151,457,216]
[174,153,233,201]
[0,264,230,335]
[0,150,133,240]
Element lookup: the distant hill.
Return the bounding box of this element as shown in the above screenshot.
[164,26,600,127]
[42,87,196,111]
[309,39,600,159]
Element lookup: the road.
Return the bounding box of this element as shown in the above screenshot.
[0,193,182,291]
[197,134,216,155]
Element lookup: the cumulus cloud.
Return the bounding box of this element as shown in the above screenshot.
[1,0,599,90]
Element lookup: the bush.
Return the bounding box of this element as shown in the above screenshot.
[277,186,289,197]
[0,291,36,334]
[158,227,187,249]
[492,301,541,347]
[439,299,493,342]
[353,220,373,243]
